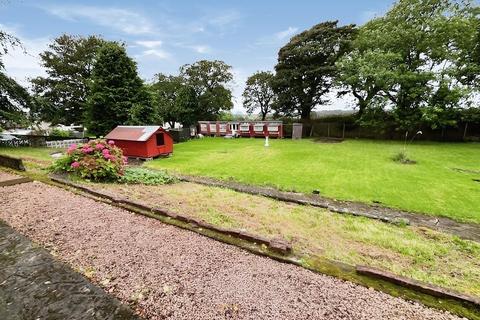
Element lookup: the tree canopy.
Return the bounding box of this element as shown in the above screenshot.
[180,60,233,119]
[0,30,33,128]
[150,73,197,128]
[273,21,356,119]
[242,71,276,120]
[85,42,154,136]
[31,34,107,126]
[337,0,479,130]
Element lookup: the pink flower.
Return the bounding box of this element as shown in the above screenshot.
[67,144,77,154]
[102,149,111,159]
[122,156,128,165]
[108,140,115,145]
[81,146,94,154]
[95,143,105,150]
[71,161,80,168]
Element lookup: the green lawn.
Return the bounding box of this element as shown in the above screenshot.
[0,147,58,162]
[146,138,480,224]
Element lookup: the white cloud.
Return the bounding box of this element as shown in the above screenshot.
[208,11,241,28]
[275,27,298,40]
[231,67,250,113]
[44,5,155,35]
[191,45,211,54]
[136,40,163,48]
[136,49,170,60]
[134,40,170,59]
[254,26,299,47]
[1,24,48,87]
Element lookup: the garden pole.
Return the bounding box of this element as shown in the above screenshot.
[463,123,468,141]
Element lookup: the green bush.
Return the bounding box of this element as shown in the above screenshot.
[118,167,177,185]
[50,128,71,137]
[392,151,416,164]
[50,139,127,181]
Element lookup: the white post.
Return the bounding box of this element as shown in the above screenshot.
[264,136,269,147]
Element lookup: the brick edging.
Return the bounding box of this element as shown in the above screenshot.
[356,266,480,307]
[0,177,33,187]
[49,175,292,255]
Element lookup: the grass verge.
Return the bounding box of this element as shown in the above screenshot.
[83,181,480,299]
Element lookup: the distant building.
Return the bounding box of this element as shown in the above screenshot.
[198,121,283,138]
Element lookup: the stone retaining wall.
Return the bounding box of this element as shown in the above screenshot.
[0,154,25,171]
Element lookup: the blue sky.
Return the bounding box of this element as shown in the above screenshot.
[1,0,396,112]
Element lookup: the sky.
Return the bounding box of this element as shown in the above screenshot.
[1,0,397,113]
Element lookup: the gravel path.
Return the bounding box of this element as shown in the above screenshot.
[0,182,465,320]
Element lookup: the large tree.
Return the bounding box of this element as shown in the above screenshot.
[337,0,479,130]
[0,30,34,128]
[180,60,233,120]
[85,42,154,136]
[150,73,204,128]
[273,21,356,119]
[31,34,107,126]
[243,71,275,120]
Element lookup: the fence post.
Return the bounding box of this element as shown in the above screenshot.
[342,122,345,139]
[463,122,468,141]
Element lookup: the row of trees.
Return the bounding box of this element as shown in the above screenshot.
[0,32,235,135]
[1,0,479,134]
[243,0,480,130]
[26,35,235,135]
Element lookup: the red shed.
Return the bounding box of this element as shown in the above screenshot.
[105,126,173,158]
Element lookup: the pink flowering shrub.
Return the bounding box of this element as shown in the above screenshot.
[50,139,127,181]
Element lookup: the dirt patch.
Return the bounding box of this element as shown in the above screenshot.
[314,137,344,143]
[0,182,463,320]
[452,167,480,175]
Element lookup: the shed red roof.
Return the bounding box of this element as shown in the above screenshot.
[105,126,162,142]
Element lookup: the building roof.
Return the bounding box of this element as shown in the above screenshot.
[105,126,162,142]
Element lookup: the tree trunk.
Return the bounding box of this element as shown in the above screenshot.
[357,100,367,117]
[300,107,311,120]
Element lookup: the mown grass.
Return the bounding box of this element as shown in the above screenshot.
[0,146,57,162]
[146,138,480,224]
[87,181,480,297]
